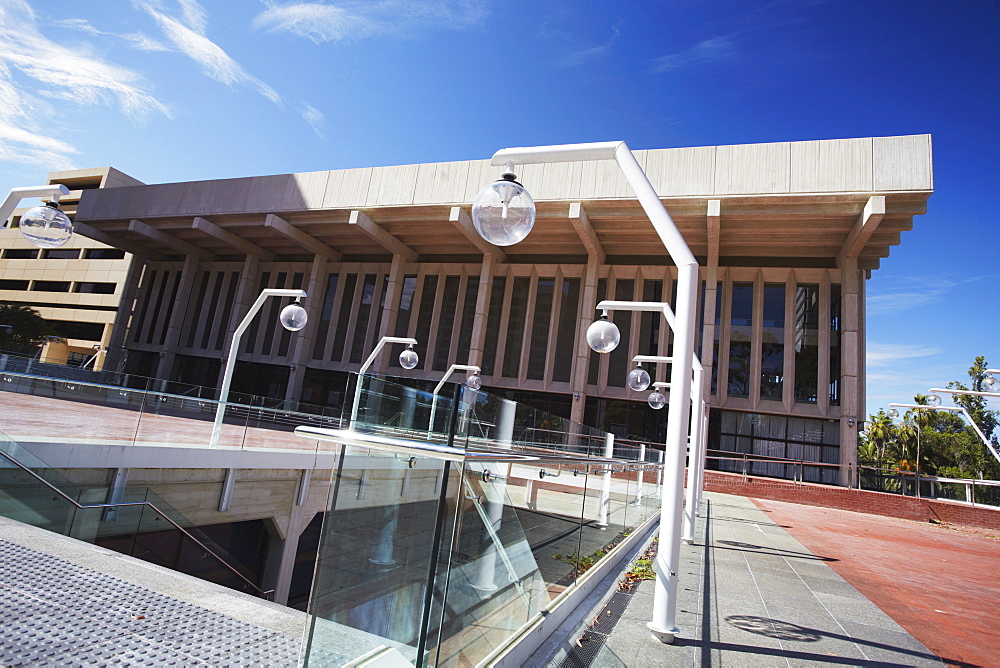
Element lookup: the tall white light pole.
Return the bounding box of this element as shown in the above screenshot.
[470,142,699,644]
[428,364,481,436]
[209,288,307,449]
[349,336,419,430]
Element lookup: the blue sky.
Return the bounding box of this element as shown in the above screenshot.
[1,0,998,419]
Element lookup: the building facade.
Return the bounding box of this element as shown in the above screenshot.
[65,135,932,483]
[1,167,143,368]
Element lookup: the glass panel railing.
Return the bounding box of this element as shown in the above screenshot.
[302,443,456,667]
[430,461,549,667]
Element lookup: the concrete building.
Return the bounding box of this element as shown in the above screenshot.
[46,135,933,483]
[1,167,143,369]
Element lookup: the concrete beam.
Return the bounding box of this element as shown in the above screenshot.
[568,202,605,264]
[128,219,213,261]
[73,222,161,260]
[838,196,886,266]
[264,213,341,261]
[448,207,505,262]
[349,210,417,262]
[193,216,275,261]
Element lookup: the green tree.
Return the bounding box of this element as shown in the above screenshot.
[0,302,51,352]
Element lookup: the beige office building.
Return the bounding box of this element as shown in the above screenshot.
[27,135,935,483]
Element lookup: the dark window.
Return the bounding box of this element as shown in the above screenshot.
[46,320,104,341]
[526,278,555,380]
[3,249,38,259]
[794,285,820,404]
[588,278,608,386]
[502,277,530,378]
[727,283,753,397]
[432,276,462,371]
[32,280,71,292]
[480,277,506,376]
[760,284,785,400]
[0,279,29,290]
[74,282,116,294]
[829,284,841,406]
[83,248,126,259]
[41,249,80,259]
[312,273,340,360]
[607,279,635,388]
[552,278,580,384]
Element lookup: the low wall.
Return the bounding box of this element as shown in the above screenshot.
[703,470,1000,532]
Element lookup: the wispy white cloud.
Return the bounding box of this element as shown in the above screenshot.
[867,343,942,367]
[55,17,169,51]
[0,0,169,170]
[557,26,619,68]
[302,103,325,138]
[867,274,994,316]
[134,0,281,104]
[253,0,488,43]
[651,36,736,73]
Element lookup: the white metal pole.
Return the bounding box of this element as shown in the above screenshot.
[490,142,700,643]
[428,364,480,437]
[682,362,704,543]
[635,442,647,504]
[209,288,306,449]
[0,185,69,226]
[349,336,418,430]
[598,433,614,528]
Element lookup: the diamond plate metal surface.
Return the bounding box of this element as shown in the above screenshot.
[0,540,300,666]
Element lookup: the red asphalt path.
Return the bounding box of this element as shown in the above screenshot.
[752,498,1000,668]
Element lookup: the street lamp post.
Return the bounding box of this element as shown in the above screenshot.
[349,336,419,430]
[632,353,708,544]
[471,142,699,643]
[209,289,307,449]
[427,364,481,436]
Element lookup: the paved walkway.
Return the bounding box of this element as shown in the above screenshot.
[553,492,947,667]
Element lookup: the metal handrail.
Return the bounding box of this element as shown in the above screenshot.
[0,448,274,599]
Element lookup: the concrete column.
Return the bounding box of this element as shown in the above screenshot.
[840,257,861,486]
[467,254,495,369]
[285,255,328,404]
[160,255,201,379]
[570,258,600,424]
[104,257,146,373]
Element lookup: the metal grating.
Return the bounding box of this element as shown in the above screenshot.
[0,540,300,666]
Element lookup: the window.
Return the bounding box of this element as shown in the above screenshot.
[74,282,116,294]
[83,248,126,259]
[41,249,80,259]
[551,278,580,383]
[829,284,842,406]
[727,283,753,397]
[526,278,555,380]
[32,280,71,292]
[0,279,29,290]
[760,284,785,400]
[501,277,530,378]
[3,249,38,259]
[794,285,819,404]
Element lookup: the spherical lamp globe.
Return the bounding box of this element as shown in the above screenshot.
[471,176,535,246]
[466,374,482,390]
[19,203,73,248]
[279,303,308,331]
[627,366,651,391]
[586,316,620,354]
[399,347,419,370]
[647,390,666,410]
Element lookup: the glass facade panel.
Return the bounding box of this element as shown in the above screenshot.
[587,279,608,386]
[526,278,555,380]
[502,277,530,378]
[454,276,479,361]
[349,274,378,364]
[480,277,506,376]
[711,282,722,394]
[552,278,580,383]
[830,284,842,406]
[432,276,462,371]
[607,279,634,388]
[794,284,819,404]
[727,283,753,397]
[312,274,339,360]
[330,273,357,362]
[413,275,439,371]
[760,284,785,400]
